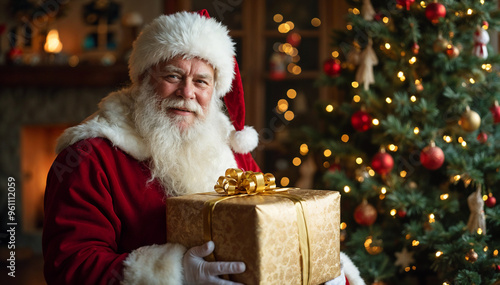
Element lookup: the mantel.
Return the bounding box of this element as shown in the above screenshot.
[0,64,131,88]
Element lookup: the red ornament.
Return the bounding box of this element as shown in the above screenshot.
[486,195,496,208]
[7,47,23,64]
[397,0,415,10]
[323,58,342,77]
[490,101,500,123]
[425,2,446,24]
[328,163,341,173]
[397,209,407,218]
[420,142,445,170]
[351,110,372,132]
[354,200,377,226]
[286,32,301,47]
[371,150,394,175]
[477,132,488,144]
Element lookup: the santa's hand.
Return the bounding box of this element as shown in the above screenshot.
[183,241,246,285]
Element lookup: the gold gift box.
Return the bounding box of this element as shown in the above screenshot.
[166,189,341,285]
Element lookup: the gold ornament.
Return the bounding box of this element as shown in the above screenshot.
[465,249,478,263]
[433,36,449,53]
[364,235,383,255]
[460,106,481,132]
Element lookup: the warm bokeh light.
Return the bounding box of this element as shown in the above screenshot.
[284,110,295,121]
[300,143,309,155]
[311,17,321,27]
[324,149,332,157]
[341,134,349,142]
[287,89,297,99]
[326,104,334,112]
[343,185,351,193]
[353,95,361,102]
[292,157,302,166]
[280,177,290,186]
[273,14,283,22]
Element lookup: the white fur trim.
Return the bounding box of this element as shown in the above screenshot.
[122,243,186,285]
[56,88,151,161]
[230,126,258,154]
[340,252,366,285]
[129,12,235,98]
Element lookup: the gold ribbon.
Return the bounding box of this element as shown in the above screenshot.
[204,168,311,285]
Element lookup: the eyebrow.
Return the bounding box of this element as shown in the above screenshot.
[160,65,214,82]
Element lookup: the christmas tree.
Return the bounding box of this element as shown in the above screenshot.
[291,0,500,284]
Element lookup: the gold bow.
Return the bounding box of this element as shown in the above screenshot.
[214,168,278,195]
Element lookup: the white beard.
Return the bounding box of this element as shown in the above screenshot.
[133,80,237,196]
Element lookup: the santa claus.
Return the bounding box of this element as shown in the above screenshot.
[42,10,364,285]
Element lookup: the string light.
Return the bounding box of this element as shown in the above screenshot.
[299,143,309,155]
[388,144,398,151]
[409,56,417,64]
[273,14,283,22]
[277,99,289,113]
[483,194,488,201]
[368,169,375,176]
[454,175,461,182]
[412,240,420,246]
[469,78,475,84]
[284,110,295,121]
[324,149,332,157]
[386,97,392,104]
[352,8,360,15]
[429,213,435,223]
[286,21,295,30]
[344,186,351,193]
[467,9,473,15]
[410,95,417,102]
[494,249,498,256]
[372,118,380,126]
[381,187,387,194]
[382,17,389,24]
[326,104,334,112]
[346,24,353,30]
[331,51,339,58]
[311,17,321,27]
[477,228,483,235]
[280,177,290,186]
[352,81,359,88]
[287,89,297,99]
[398,71,406,81]
[353,95,361,102]
[443,135,452,143]
[436,251,443,257]
[292,157,302,166]
[356,157,363,164]
[440,193,449,200]
[385,43,391,50]
[414,127,420,135]
[390,209,397,216]
[278,23,291,33]
[482,63,492,71]
[341,134,349,142]
[340,222,347,230]
[323,161,330,168]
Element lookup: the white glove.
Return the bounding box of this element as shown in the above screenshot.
[183,241,246,285]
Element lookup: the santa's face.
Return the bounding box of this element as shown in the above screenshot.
[148,57,215,130]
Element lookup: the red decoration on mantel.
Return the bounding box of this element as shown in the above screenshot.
[354,199,377,226]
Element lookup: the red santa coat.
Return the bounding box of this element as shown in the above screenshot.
[43,88,260,284]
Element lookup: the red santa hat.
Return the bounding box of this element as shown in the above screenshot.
[128,10,258,154]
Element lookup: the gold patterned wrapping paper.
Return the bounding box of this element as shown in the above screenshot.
[166,189,341,285]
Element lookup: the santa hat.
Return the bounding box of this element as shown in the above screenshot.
[128,10,258,154]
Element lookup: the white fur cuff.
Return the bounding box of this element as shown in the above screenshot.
[340,252,366,285]
[230,126,259,154]
[122,243,186,285]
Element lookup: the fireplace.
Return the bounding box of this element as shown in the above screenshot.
[20,125,69,233]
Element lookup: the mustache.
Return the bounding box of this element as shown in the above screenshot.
[159,97,204,116]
